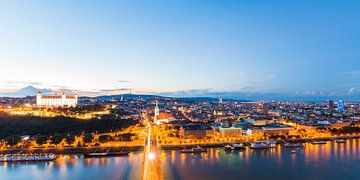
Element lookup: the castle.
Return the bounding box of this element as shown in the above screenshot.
[36,91,78,107]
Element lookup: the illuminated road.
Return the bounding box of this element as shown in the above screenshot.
[141,114,163,180]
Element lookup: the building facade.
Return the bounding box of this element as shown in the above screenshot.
[219,126,243,137]
[179,124,208,139]
[36,91,78,107]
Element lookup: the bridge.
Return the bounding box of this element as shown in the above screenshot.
[141,114,163,180]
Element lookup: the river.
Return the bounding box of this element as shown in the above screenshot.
[2,139,360,180]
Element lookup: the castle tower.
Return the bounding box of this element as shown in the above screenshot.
[62,93,66,106]
[74,94,78,106]
[36,91,43,106]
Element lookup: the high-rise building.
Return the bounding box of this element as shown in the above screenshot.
[337,100,344,112]
[327,100,335,112]
[260,102,270,114]
[218,98,223,104]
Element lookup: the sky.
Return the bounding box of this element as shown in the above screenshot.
[1,0,360,100]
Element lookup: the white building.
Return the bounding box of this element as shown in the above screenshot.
[154,100,160,124]
[36,91,78,107]
[219,126,243,136]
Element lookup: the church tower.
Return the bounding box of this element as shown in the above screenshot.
[154,100,159,123]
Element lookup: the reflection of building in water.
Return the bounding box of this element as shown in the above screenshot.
[36,91,78,107]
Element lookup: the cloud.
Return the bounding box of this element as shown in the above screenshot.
[339,70,360,76]
[158,88,214,97]
[0,79,71,91]
[118,80,131,83]
[303,90,317,96]
[98,88,132,92]
[266,74,277,79]
[52,87,132,96]
[240,86,256,91]
[348,87,356,95]
[1,79,43,86]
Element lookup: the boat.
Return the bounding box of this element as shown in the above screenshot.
[335,139,346,143]
[0,153,57,162]
[284,143,303,148]
[250,140,270,149]
[311,141,327,145]
[223,144,232,151]
[232,143,246,150]
[269,140,277,148]
[84,152,129,158]
[181,145,207,153]
[84,148,129,158]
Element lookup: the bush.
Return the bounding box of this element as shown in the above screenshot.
[36,135,48,145]
[51,134,64,146]
[0,111,138,138]
[118,133,135,141]
[99,135,112,143]
[83,133,93,144]
[65,134,76,145]
[5,135,21,146]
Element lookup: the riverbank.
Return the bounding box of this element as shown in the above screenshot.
[1,135,360,154]
[0,146,144,155]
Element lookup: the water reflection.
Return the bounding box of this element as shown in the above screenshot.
[1,140,360,179]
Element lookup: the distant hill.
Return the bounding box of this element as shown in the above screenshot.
[0,86,51,97]
[96,94,163,100]
[3,86,357,102]
[96,94,245,102]
[172,97,247,102]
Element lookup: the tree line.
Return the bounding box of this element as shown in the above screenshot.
[0,109,137,139]
[329,126,360,135]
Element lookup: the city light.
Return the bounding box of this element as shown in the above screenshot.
[0,1,359,179]
[148,152,155,160]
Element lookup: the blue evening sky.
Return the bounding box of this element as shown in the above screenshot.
[0,0,360,100]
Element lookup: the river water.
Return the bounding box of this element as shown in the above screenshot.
[1,139,360,180]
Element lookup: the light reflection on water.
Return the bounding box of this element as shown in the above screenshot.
[1,140,360,180]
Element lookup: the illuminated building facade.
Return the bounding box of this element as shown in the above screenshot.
[154,101,161,124]
[36,91,78,107]
[328,100,335,112]
[337,100,344,112]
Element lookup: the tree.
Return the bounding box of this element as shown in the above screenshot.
[0,111,138,139]
[118,133,135,141]
[36,135,48,146]
[98,135,112,143]
[65,134,76,145]
[51,134,64,146]
[5,135,21,146]
[83,133,93,144]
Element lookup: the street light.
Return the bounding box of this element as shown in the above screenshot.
[149,152,155,160]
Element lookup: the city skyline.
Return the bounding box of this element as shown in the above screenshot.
[1,1,360,100]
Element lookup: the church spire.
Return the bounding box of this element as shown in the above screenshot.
[154,100,159,123]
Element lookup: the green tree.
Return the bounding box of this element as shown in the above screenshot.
[83,134,93,144]
[5,135,21,146]
[36,135,48,145]
[118,133,135,141]
[51,134,64,146]
[98,135,112,143]
[65,134,76,145]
